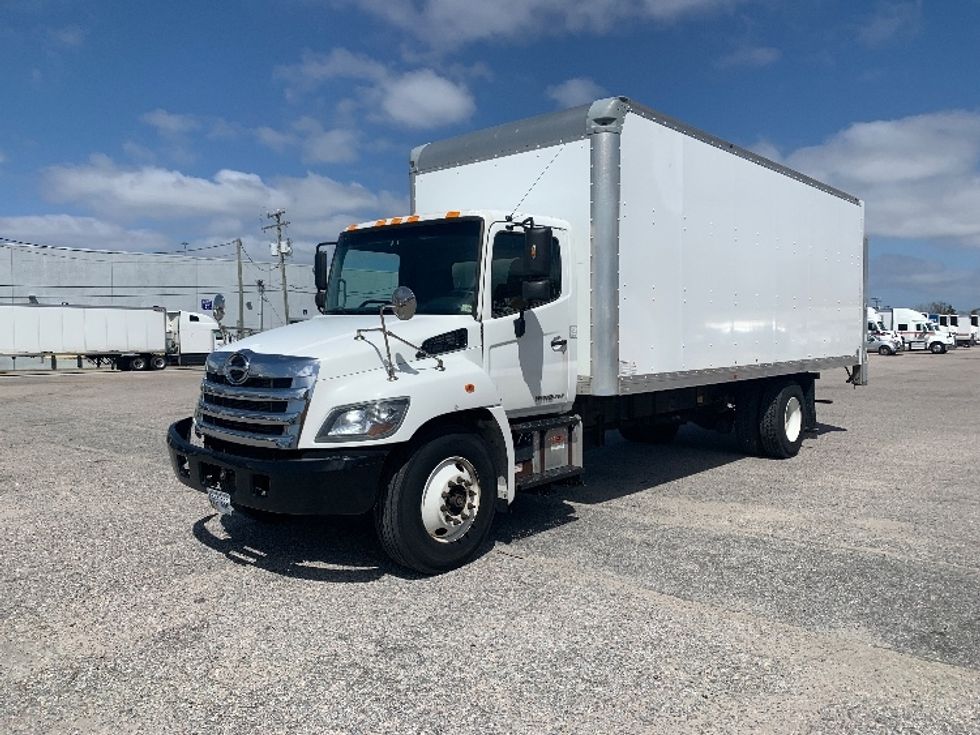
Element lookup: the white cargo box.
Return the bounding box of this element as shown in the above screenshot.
[0,304,167,356]
[411,96,866,396]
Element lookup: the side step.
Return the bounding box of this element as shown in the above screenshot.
[511,414,584,491]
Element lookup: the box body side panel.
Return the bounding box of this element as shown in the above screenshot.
[413,139,594,378]
[0,305,166,355]
[617,114,865,377]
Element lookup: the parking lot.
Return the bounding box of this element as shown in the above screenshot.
[2,351,979,734]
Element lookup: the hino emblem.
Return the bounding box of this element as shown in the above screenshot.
[224,351,251,385]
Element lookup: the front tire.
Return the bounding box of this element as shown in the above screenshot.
[878,345,893,356]
[150,355,167,370]
[759,382,805,459]
[930,342,945,354]
[375,432,496,574]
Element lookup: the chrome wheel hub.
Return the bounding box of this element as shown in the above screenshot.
[420,456,480,543]
[784,396,803,443]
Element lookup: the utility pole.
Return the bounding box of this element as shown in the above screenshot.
[235,238,244,337]
[263,209,291,324]
[871,296,881,310]
[256,279,266,331]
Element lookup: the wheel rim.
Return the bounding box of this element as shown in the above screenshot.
[419,456,480,544]
[784,396,803,443]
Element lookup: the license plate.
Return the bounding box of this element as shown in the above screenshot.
[207,488,233,515]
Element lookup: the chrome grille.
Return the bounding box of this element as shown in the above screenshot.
[195,350,319,450]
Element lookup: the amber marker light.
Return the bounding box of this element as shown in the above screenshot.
[406,215,420,223]
[390,217,403,225]
[445,210,461,218]
[375,219,387,227]
[345,224,358,231]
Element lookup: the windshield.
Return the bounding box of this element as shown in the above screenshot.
[324,218,483,316]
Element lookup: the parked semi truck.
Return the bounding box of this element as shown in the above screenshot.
[0,304,220,370]
[168,97,867,574]
[880,307,954,353]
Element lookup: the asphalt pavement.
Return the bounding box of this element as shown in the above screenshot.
[1,352,978,734]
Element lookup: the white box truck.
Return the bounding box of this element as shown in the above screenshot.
[0,304,221,370]
[167,97,867,574]
[928,313,975,347]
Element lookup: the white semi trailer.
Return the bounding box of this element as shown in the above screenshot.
[167,97,867,574]
[0,304,220,370]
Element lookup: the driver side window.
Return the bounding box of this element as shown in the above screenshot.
[489,231,561,318]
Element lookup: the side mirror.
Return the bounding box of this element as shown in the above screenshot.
[522,278,551,303]
[314,291,327,314]
[523,226,553,278]
[314,243,332,291]
[391,286,417,321]
[213,293,226,323]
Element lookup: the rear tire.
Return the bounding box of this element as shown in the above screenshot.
[619,422,679,444]
[375,432,496,575]
[150,355,167,370]
[129,355,148,371]
[759,382,805,459]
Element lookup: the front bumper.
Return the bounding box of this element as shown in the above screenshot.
[167,417,390,515]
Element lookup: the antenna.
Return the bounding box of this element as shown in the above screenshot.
[508,144,565,219]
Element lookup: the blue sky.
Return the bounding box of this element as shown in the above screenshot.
[2,0,979,310]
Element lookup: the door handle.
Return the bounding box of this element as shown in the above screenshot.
[551,336,567,352]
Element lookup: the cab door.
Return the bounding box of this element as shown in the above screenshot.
[480,222,575,417]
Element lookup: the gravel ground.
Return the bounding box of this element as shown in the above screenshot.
[1,352,978,734]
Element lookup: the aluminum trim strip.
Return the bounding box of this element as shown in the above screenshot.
[200,380,308,402]
[195,421,296,449]
[576,356,858,394]
[197,401,299,426]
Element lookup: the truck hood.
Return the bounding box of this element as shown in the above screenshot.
[215,315,477,380]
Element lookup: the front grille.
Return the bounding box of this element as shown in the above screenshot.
[206,372,293,389]
[195,351,319,450]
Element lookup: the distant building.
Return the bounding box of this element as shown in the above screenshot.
[0,242,316,332]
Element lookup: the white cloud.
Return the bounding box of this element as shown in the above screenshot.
[276,48,387,91]
[254,119,359,163]
[141,109,200,136]
[546,78,608,108]
[292,118,360,163]
[0,215,169,251]
[378,70,475,128]
[276,48,474,129]
[779,111,980,245]
[717,45,781,69]
[40,158,406,243]
[355,0,744,49]
[44,156,273,219]
[858,1,922,47]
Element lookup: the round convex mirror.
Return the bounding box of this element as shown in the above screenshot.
[391,287,416,321]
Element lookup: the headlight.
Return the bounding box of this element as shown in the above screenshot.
[316,398,410,442]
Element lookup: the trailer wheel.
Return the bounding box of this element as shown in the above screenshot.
[149,355,167,370]
[759,382,805,459]
[375,432,496,575]
[129,355,148,371]
[877,345,893,356]
[930,342,945,354]
[620,422,679,444]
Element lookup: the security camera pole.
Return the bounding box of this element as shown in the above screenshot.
[263,209,291,324]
